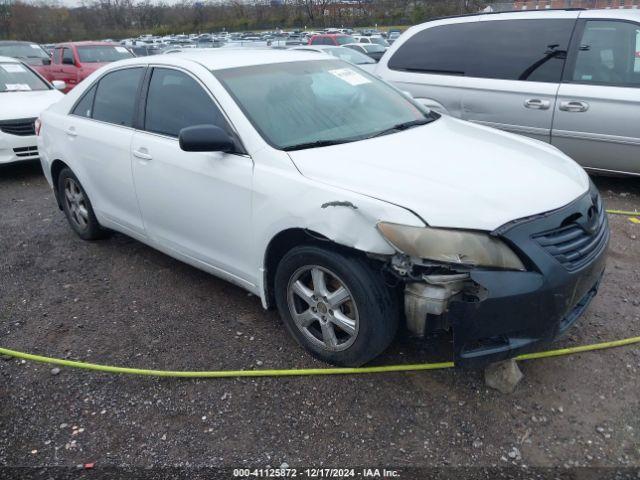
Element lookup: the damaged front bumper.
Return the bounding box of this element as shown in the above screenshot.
[402,185,609,368]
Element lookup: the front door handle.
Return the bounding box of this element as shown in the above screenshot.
[559,100,589,112]
[133,148,152,161]
[65,127,77,137]
[524,98,550,110]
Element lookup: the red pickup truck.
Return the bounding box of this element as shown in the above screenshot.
[43,41,133,93]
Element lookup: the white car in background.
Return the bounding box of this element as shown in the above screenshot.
[353,35,390,48]
[37,50,608,368]
[0,56,64,164]
[291,45,377,73]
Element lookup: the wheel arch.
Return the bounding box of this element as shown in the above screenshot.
[262,228,376,309]
[50,159,70,210]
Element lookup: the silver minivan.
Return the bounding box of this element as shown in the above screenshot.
[376,9,640,176]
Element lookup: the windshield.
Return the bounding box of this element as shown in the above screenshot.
[325,47,375,65]
[77,45,133,63]
[336,36,355,45]
[371,37,389,47]
[214,59,433,150]
[0,62,49,92]
[363,44,386,53]
[0,43,49,59]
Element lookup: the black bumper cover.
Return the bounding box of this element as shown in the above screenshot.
[449,185,609,368]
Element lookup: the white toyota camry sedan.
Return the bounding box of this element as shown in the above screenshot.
[37,50,609,368]
[0,56,64,164]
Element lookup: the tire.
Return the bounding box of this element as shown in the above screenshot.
[274,245,398,367]
[57,167,108,241]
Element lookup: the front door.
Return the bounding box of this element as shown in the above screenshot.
[131,67,254,284]
[552,19,640,175]
[60,48,79,91]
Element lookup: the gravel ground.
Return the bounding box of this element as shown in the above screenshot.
[1,161,639,478]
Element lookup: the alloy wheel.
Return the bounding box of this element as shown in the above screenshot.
[63,177,89,231]
[286,265,359,351]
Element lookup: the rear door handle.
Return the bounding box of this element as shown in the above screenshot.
[65,127,77,137]
[133,148,152,161]
[524,98,550,110]
[559,101,589,112]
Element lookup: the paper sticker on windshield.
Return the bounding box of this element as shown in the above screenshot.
[30,44,41,49]
[329,68,371,86]
[115,46,128,53]
[1,64,26,73]
[5,83,31,91]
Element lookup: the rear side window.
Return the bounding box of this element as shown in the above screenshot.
[388,19,575,83]
[570,20,640,87]
[72,84,97,118]
[144,68,226,138]
[92,68,144,127]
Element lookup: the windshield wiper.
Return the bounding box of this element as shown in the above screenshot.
[367,118,432,139]
[282,138,353,151]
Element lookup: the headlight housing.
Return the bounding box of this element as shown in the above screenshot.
[377,222,525,271]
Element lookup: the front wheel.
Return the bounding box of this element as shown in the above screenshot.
[274,245,398,367]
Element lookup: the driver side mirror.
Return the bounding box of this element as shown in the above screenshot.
[179,124,236,153]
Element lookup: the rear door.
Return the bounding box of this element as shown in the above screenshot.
[552,18,640,175]
[65,67,146,236]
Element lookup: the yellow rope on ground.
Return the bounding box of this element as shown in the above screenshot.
[1,336,638,378]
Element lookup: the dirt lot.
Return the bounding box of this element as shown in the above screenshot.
[1,160,639,477]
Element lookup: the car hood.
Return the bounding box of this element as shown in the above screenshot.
[287,116,589,231]
[0,90,64,121]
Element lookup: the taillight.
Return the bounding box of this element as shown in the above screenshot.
[35,118,42,136]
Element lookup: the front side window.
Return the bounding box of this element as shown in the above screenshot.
[388,19,574,83]
[62,48,74,65]
[214,59,433,150]
[77,45,133,63]
[0,62,49,92]
[571,20,640,86]
[92,68,144,127]
[144,68,226,137]
[0,43,50,60]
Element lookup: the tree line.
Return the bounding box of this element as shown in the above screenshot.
[0,0,485,43]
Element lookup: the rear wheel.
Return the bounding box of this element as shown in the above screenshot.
[274,245,398,367]
[57,168,108,240]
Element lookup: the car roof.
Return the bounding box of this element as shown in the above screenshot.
[311,33,350,37]
[54,41,120,47]
[142,48,330,70]
[0,40,38,46]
